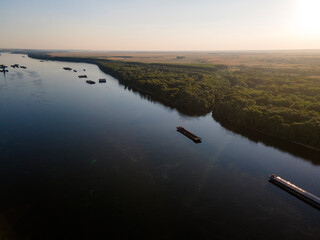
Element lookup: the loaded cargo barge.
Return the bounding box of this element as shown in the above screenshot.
[269,174,320,210]
[176,126,201,143]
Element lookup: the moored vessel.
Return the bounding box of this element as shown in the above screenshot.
[86,80,96,84]
[176,126,201,143]
[269,174,320,210]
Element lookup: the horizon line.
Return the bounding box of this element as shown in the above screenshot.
[2,48,320,53]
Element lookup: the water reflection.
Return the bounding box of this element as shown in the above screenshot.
[123,85,211,117]
[27,70,40,78]
[213,115,320,165]
[8,71,24,80]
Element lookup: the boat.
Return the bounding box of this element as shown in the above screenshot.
[99,78,106,83]
[86,80,96,84]
[20,66,27,69]
[78,75,87,78]
[176,126,202,143]
[269,174,320,210]
[0,65,8,73]
[63,67,72,70]
[73,70,77,72]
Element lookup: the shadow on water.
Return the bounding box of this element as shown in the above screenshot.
[122,85,211,117]
[7,71,24,80]
[26,70,40,78]
[212,113,320,165]
[0,71,7,79]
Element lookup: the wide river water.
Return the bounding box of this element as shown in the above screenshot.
[0,53,319,239]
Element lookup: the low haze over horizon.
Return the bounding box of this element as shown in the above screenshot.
[1,0,320,51]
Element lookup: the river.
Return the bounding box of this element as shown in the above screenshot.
[0,53,319,239]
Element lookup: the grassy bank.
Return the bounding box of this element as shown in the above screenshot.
[28,53,320,150]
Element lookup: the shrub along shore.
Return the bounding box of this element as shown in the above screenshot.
[28,53,320,151]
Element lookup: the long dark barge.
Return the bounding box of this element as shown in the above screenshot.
[269,174,320,210]
[86,80,96,84]
[176,126,201,143]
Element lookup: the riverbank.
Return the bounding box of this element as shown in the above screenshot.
[28,52,320,151]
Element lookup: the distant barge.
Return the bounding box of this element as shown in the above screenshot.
[176,126,201,143]
[86,80,95,84]
[269,174,320,210]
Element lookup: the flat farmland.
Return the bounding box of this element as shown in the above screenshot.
[51,50,320,68]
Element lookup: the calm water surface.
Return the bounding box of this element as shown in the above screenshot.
[0,53,319,239]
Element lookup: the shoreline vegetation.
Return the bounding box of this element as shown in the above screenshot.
[27,52,320,154]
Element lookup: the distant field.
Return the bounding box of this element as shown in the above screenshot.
[51,50,320,68]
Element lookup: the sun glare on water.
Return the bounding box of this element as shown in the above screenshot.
[299,0,320,35]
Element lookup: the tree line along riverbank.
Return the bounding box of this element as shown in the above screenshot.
[28,53,320,150]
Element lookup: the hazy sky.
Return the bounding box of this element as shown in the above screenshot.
[1,0,320,51]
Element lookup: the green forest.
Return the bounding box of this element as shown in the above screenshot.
[29,53,320,150]
[213,67,320,150]
[96,61,230,114]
